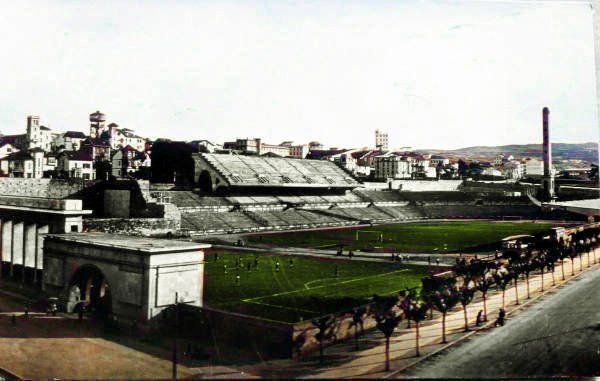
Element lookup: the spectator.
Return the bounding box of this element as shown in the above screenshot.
[476,310,484,326]
[495,308,506,327]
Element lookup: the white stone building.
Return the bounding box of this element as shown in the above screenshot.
[373,153,412,180]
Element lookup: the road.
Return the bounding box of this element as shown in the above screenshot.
[403,262,600,378]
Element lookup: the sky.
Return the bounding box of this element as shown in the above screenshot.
[0,0,597,150]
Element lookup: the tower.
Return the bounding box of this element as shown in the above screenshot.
[26,115,40,148]
[542,107,555,200]
[89,110,106,139]
[375,129,389,150]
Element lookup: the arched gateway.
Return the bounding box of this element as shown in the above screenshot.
[66,264,112,319]
[43,233,209,324]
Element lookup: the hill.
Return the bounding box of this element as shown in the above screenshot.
[425,142,598,163]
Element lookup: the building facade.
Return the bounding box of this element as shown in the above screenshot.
[375,129,389,150]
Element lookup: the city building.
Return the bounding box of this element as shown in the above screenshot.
[189,140,221,153]
[373,153,412,180]
[287,144,308,159]
[44,152,58,174]
[223,138,261,154]
[81,138,112,162]
[108,124,146,152]
[57,150,95,180]
[502,161,524,179]
[25,116,54,152]
[429,155,450,167]
[4,148,45,178]
[111,145,151,178]
[54,131,87,151]
[259,143,289,157]
[375,129,389,150]
[0,143,18,159]
[523,158,544,177]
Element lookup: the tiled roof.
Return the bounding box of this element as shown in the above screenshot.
[64,131,87,139]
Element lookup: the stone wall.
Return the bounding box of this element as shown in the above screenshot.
[0,178,88,198]
[83,218,181,237]
[170,304,388,360]
[394,180,463,191]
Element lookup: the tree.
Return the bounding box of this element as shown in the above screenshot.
[589,163,598,181]
[350,307,366,351]
[508,263,522,305]
[493,270,511,309]
[522,260,532,299]
[459,285,475,331]
[408,302,429,357]
[559,246,568,281]
[476,275,494,321]
[458,159,469,178]
[568,245,578,276]
[312,315,336,365]
[429,287,460,343]
[372,295,402,371]
[533,255,546,292]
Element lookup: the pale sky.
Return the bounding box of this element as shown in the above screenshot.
[0,0,597,150]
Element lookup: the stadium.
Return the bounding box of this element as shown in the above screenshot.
[102,151,592,360]
[156,152,584,236]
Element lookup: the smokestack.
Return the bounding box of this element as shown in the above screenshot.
[543,107,551,177]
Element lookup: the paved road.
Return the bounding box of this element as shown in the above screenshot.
[403,263,600,378]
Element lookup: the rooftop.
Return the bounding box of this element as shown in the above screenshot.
[45,232,211,253]
[64,131,87,139]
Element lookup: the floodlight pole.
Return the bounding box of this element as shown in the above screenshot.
[172,292,179,380]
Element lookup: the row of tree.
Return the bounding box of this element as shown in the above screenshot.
[311,225,600,371]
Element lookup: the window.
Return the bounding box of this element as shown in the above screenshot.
[83,163,91,169]
[70,225,78,232]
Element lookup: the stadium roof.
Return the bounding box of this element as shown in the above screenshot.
[196,153,359,189]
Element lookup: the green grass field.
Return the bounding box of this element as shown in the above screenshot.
[246,221,554,253]
[204,251,428,323]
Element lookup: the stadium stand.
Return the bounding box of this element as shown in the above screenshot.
[166,154,587,234]
[194,153,359,190]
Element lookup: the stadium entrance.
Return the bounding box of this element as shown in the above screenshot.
[66,264,112,319]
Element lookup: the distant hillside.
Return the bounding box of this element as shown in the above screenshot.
[426,143,598,163]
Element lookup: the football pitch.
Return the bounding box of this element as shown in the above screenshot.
[245,221,555,253]
[204,250,428,323]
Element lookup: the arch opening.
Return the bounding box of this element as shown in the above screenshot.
[67,264,112,320]
[198,170,213,192]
